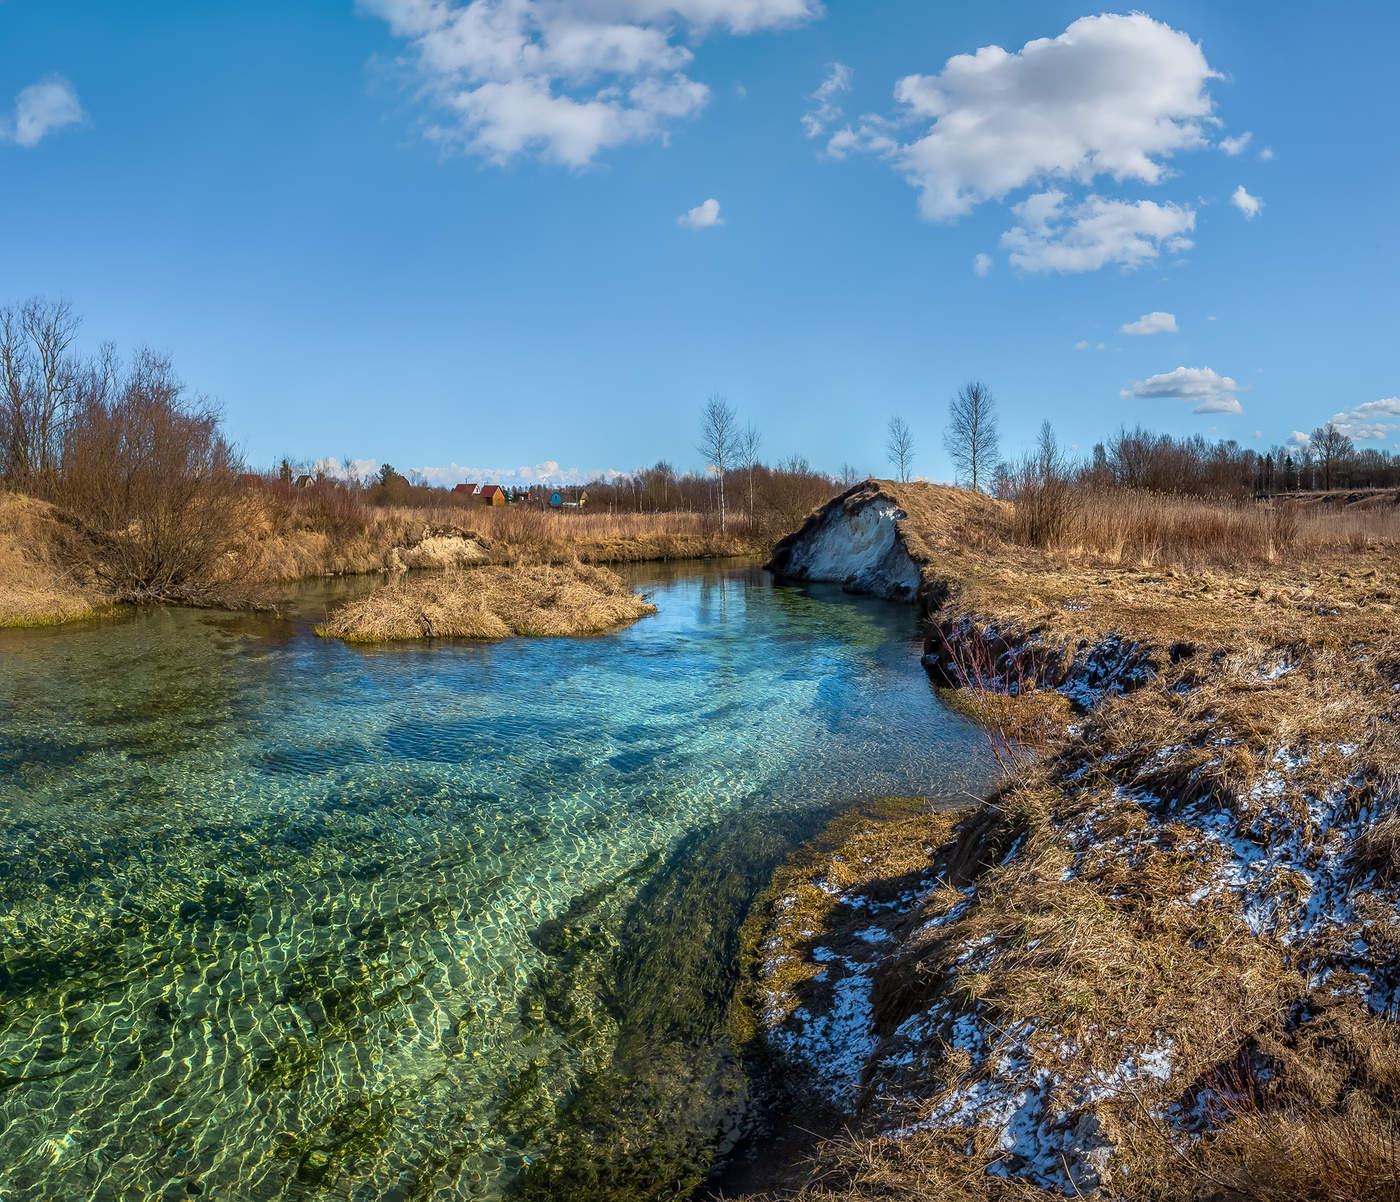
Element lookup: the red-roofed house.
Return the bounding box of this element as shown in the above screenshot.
[453,483,478,496]
[478,485,506,506]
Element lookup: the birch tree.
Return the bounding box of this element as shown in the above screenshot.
[699,393,737,532]
[944,380,1000,492]
[886,415,914,482]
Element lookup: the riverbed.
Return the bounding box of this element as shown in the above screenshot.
[0,561,995,1200]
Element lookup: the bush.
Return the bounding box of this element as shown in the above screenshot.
[56,350,244,601]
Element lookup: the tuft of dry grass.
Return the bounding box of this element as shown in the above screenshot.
[314,561,658,643]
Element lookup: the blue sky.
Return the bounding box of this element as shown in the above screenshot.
[4,1,1397,485]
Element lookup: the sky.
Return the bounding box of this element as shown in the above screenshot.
[4,0,1398,485]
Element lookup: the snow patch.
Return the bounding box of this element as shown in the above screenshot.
[770,498,922,600]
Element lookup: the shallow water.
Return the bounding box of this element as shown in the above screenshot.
[0,562,994,1200]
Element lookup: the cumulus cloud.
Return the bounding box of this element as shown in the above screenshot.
[973,252,993,277]
[1231,184,1262,219]
[1218,130,1251,155]
[417,459,625,485]
[1121,365,1243,414]
[1074,339,1090,350]
[1121,310,1178,335]
[1000,190,1195,273]
[802,61,851,138]
[826,14,1217,221]
[361,0,819,166]
[1327,397,1400,442]
[1,75,84,147]
[1258,146,1275,161]
[677,196,722,227]
[1286,430,1311,452]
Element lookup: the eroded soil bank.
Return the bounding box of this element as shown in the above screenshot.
[738,480,1400,1199]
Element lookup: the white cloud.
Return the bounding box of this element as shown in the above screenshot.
[677,196,722,227]
[1286,430,1311,452]
[1000,190,1195,273]
[802,61,851,138]
[1,75,84,147]
[417,459,624,485]
[1327,397,1400,442]
[828,14,1217,221]
[1121,365,1243,414]
[1231,184,1262,219]
[1259,146,1275,161]
[1074,339,1090,350]
[1219,130,1251,155]
[312,456,381,480]
[1120,310,1178,335]
[973,252,993,276]
[362,0,819,166]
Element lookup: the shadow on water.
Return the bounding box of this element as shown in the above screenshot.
[0,561,995,1201]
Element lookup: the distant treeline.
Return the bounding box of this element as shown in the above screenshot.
[1055,424,1395,498]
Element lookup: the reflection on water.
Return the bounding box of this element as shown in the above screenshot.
[0,563,994,1200]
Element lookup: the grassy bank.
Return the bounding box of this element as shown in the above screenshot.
[0,487,761,629]
[233,492,765,584]
[738,480,1400,1199]
[0,493,111,628]
[315,562,657,642]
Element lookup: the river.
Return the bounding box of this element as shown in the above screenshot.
[0,561,994,1200]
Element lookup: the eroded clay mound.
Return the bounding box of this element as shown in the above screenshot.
[767,484,923,601]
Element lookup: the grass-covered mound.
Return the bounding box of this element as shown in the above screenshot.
[315,561,657,643]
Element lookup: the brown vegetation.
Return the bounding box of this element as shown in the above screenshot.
[314,561,657,643]
[739,479,1400,1201]
[0,492,108,627]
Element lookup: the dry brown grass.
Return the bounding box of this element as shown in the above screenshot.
[0,483,761,625]
[737,480,1400,1202]
[231,499,761,586]
[870,478,1400,573]
[314,560,657,643]
[0,492,109,627]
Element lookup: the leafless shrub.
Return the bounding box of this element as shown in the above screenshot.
[1002,420,1077,548]
[57,349,243,601]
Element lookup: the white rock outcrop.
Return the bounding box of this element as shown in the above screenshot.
[768,488,922,600]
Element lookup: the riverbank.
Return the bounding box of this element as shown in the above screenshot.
[0,488,763,629]
[314,561,657,642]
[738,480,1400,1198]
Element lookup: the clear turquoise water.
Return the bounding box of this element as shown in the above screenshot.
[0,562,994,1200]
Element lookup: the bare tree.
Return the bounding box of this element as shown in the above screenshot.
[1309,422,1354,491]
[699,393,737,531]
[886,415,915,482]
[839,462,863,486]
[739,422,762,523]
[0,298,83,489]
[944,380,1000,491]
